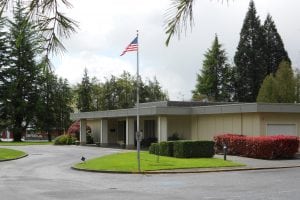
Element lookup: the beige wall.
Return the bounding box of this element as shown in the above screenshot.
[167,116,191,140]
[260,113,300,136]
[86,112,300,144]
[191,113,261,140]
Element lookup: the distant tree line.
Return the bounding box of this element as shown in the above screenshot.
[75,69,168,112]
[192,1,296,103]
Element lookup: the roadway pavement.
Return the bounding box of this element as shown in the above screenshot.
[1,145,300,200]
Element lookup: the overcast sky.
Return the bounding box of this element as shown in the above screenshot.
[53,0,300,100]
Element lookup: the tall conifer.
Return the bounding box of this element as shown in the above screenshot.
[234,0,266,102]
[1,1,43,141]
[192,35,231,102]
[263,14,290,74]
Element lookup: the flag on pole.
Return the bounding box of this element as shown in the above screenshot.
[120,36,138,56]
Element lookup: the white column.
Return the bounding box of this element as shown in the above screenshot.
[100,119,108,146]
[80,119,87,145]
[157,116,168,142]
[126,117,135,149]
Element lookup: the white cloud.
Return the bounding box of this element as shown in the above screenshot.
[55,52,135,84]
[54,0,300,100]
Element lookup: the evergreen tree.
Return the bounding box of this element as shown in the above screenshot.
[1,1,43,141]
[257,61,295,103]
[256,74,277,103]
[35,68,57,141]
[263,14,290,74]
[54,78,73,135]
[275,61,295,103]
[35,69,73,141]
[295,69,300,103]
[0,16,10,129]
[234,0,266,102]
[192,35,231,102]
[76,68,93,112]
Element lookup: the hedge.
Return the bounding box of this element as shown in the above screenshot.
[214,134,299,159]
[149,141,174,157]
[149,140,215,158]
[173,140,215,158]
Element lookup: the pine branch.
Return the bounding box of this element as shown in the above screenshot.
[164,0,194,46]
[1,0,78,69]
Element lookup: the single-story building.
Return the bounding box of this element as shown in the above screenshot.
[71,101,300,148]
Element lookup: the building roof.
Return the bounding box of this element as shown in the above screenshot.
[71,101,300,120]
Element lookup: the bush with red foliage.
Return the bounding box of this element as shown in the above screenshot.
[214,133,299,159]
[67,120,91,140]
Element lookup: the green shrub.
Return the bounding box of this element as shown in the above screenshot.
[173,140,215,158]
[149,142,174,156]
[149,143,158,154]
[54,134,76,145]
[158,141,174,156]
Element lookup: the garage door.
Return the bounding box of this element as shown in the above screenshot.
[266,124,297,136]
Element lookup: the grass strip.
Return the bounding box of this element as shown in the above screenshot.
[0,148,27,161]
[0,141,52,146]
[74,151,244,172]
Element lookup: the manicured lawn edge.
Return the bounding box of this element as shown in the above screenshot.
[0,142,53,146]
[0,148,28,162]
[72,152,245,173]
[72,165,300,174]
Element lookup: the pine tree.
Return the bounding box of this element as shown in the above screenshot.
[192,35,231,102]
[35,68,57,141]
[0,16,10,129]
[77,68,93,112]
[263,14,290,75]
[1,1,43,141]
[234,0,266,102]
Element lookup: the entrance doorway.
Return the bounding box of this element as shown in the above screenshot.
[117,121,126,145]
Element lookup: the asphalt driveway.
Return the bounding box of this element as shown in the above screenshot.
[1,145,300,200]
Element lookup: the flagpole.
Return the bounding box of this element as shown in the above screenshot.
[136,30,141,172]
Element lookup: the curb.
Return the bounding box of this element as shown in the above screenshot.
[71,165,300,175]
[0,153,28,162]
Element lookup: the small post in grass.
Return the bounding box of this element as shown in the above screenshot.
[156,143,160,163]
[223,144,227,160]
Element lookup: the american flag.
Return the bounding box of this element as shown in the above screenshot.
[120,36,138,56]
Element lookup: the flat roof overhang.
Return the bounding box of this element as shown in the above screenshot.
[71,103,300,120]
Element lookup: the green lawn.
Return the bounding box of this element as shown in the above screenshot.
[0,141,53,146]
[74,152,244,172]
[0,148,27,161]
